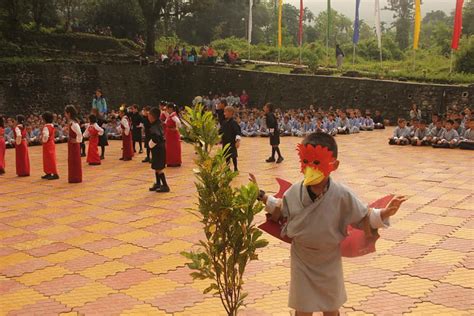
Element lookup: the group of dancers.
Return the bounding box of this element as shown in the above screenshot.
[0,102,183,193]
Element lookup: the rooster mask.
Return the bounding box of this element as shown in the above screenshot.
[297,144,337,186]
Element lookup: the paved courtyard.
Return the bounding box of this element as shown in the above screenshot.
[0,128,473,315]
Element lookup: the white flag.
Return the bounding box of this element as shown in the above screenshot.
[374,0,382,49]
[248,0,253,44]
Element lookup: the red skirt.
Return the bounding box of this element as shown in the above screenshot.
[15,141,30,177]
[43,142,58,175]
[87,136,101,165]
[68,142,82,183]
[165,129,182,166]
[122,133,134,160]
[0,138,5,173]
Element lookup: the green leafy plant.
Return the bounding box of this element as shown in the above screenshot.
[180,104,269,316]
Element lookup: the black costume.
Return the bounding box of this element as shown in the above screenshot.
[220,117,241,171]
[97,116,108,159]
[131,112,143,152]
[143,114,152,162]
[216,108,225,125]
[149,119,166,171]
[266,112,280,146]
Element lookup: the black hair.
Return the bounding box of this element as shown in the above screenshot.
[221,99,228,106]
[149,106,161,120]
[144,105,151,111]
[166,102,176,111]
[16,115,25,124]
[89,114,97,123]
[302,132,338,158]
[265,103,274,112]
[64,105,78,121]
[419,119,426,124]
[455,118,462,124]
[42,111,54,124]
[0,116,4,128]
[132,104,139,110]
[446,119,454,125]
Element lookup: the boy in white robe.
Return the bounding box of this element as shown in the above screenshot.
[253,132,406,316]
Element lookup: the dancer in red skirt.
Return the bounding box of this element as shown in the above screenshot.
[0,116,5,175]
[83,114,104,165]
[119,106,133,161]
[41,112,59,180]
[164,103,182,167]
[65,105,83,183]
[13,115,30,177]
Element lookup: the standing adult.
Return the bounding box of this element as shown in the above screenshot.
[264,103,283,163]
[131,104,144,154]
[165,103,182,167]
[336,44,345,70]
[92,89,108,116]
[410,103,422,120]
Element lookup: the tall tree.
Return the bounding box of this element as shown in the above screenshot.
[137,0,167,55]
[30,0,57,30]
[0,0,29,36]
[57,0,83,31]
[384,0,418,50]
[463,0,474,36]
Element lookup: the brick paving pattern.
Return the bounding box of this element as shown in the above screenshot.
[0,128,472,315]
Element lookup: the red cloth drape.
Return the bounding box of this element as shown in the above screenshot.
[451,0,464,50]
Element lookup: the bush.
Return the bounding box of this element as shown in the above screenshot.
[455,37,474,74]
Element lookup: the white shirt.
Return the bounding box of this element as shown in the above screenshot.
[83,123,104,138]
[70,122,83,143]
[120,117,130,136]
[42,124,54,143]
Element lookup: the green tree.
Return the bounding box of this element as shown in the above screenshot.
[180,105,268,316]
[0,0,29,37]
[384,0,418,50]
[137,0,167,55]
[30,0,58,30]
[463,0,474,36]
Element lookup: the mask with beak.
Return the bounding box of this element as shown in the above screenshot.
[297,143,336,186]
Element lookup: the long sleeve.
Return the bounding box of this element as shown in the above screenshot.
[71,122,83,143]
[93,123,104,136]
[41,126,49,143]
[15,127,22,145]
[172,115,182,128]
[83,127,90,138]
[121,117,130,136]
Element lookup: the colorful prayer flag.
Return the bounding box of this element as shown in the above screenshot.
[451,0,464,50]
[413,0,421,49]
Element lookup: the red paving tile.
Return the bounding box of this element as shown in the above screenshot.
[100,268,154,290]
[425,283,474,310]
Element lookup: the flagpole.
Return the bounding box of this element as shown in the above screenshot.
[450,49,454,73]
[353,44,356,65]
[326,0,330,67]
[413,49,416,71]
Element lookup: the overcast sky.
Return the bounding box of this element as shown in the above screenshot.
[286,0,456,24]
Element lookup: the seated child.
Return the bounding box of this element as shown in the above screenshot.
[428,113,440,131]
[253,132,406,316]
[280,116,293,136]
[411,119,430,146]
[292,118,303,136]
[454,118,465,137]
[348,112,360,133]
[459,119,474,150]
[408,118,419,139]
[243,118,259,137]
[258,120,269,137]
[301,116,315,136]
[389,118,410,145]
[314,118,326,133]
[373,110,385,129]
[324,114,338,136]
[432,119,459,148]
[360,113,375,131]
[428,120,445,144]
[237,116,246,132]
[336,113,353,135]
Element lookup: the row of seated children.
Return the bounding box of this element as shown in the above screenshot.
[237,109,385,138]
[389,117,473,150]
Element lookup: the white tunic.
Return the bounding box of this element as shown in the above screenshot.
[281,179,386,312]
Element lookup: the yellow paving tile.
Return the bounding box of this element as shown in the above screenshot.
[344,283,377,308]
[141,254,188,274]
[36,225,72,236]
[170,214,200,225]
[55,214,89,225]
[409,302,471,316]
[249,265,290,287]
[163,226,200,238]
[99,244,144,259]
[138,208,169,217]
[441,267,474,288]
[154,240,194,254]
[11,238,53,251]
[382,275,437,298]
[116,230,155,242]
[433,216,466,227]
[15,265,71,286]
[65,232,104,246]
[121,304,169,315]
[83,221,120,233]
[451,228,474,240]
[129,217,162,228]
[43,248,90,264]
[375,239,397,253]
[123,277,180,301]
[405,233,444,246]
[369,254,414,272]
[247,289,292,314]
[9,217,46,227]
[175,298,228,316]
[79,261,130,279]
[417,206,447,215]
[423,249,466,265]
[393,220,425,232]
[0,252,35,269]
[96,211,130,221]
[0,227,26,239]
[54,282,116,308]
[256,246,290,263]
[0,288,47,314]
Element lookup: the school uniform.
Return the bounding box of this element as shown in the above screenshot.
[373,115,385,129]
[324,121,338,136]
[349,118,360,133]
[120,116,134,160]
[360,118,374,131]
[42,124,58,176]
[280,122,293,136]
[165,112,182,167]
[220,117,241,171]
[14,125,30,177]
[412,128,430,145]
[281,179,388,312]
[433,129,459,148]
[131,112,143,151]
[68,121,83,183]
[429,127,445,143]
[389,126,410,145]
[459,129,474,150]
[83,123,104,165]
[266,112,280,146]
[337,118,351,134]
[149,119,166,171]
[0,127,5,174]
[243,123,259,137]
